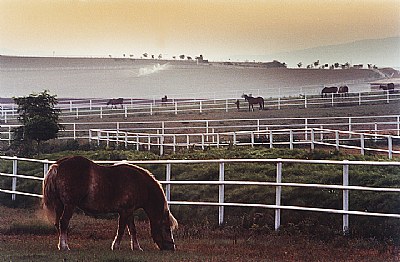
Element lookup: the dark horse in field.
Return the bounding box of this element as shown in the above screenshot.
[107,98,124,108]
[321,86,338,97]
[380,83,395,92]
[338,85,349,97]
[242,94,264,111]
[42,156,178,251]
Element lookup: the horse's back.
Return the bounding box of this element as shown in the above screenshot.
[49,156,160,212]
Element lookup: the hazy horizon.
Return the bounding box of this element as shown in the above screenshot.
[1,0,399,62]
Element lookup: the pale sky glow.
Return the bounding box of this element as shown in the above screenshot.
[0,0,399,60]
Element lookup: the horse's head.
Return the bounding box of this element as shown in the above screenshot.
[150,210,178,251]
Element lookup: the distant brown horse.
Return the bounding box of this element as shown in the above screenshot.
[242,94,264,111]
[321,86,338,97]
[107,98,124,108]
[338,85,349,97]
[161,95,168,105]
[42,156,178,251]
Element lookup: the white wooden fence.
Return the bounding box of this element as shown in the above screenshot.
[0,156,399,232]
[1,90,399,123]
[88,127,400,158]
[2,115,400,146]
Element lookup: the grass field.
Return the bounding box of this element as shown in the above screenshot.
[1,90,399,261]
[0,206,399,262]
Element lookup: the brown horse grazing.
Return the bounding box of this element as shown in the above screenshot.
[242,94,264,111]
[42,156,178,251]
[338,85,349,97]
[321,86,338,97]
[107,98,124,108]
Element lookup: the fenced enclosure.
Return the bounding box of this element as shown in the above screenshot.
[88,127,400,158]
[1,156,399,234]
[2,114,400,147]
[1,89,399,123]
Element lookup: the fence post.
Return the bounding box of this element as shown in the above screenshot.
[388,136,393,159]
[12,156,17,201]
[225,99,229,112]
[311,128,315,150]
[199,101,202,113]
[358,93,361,105]
[73,123,76,140]
[75,108,79,119]
[165,163,171,204]
[160,133,164,156]
[304,95,307,109]
[218,161,225,226]
[205,120,209,142]
[386,90,390,104]
[360,134,365,155]
[173,135,176,153]
[275,160,282,231]
[8,126,11,146]
[342,160,349,234]
[289,130,293,150]
[174,102,178,115]
[304,118,308,140]
[397,116,400,136]
[269,130,273,148]
[150,103,153,116]
[124,132,128,149]
[251,131,255,147]
[124,106,128,118]
[335,130,339,150]
[100,106,103,119]
[348,117,352,139]
[43,159,49,178]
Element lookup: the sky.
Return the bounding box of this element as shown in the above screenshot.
[0,0,399,61]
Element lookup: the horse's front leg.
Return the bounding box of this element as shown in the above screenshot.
[58,205,75,251]
[112,212,128,250]
[127,216,143,251]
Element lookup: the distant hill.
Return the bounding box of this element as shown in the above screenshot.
[234,37,400,68]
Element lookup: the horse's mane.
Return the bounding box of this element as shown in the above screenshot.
[114,163,168,207]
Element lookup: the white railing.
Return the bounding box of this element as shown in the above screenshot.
[2,115,400,146]
[1,90,399,123]
[0,156,399,232]
[88,127,400,158]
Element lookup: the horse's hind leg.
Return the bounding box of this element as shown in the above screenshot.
[127,216,143,251]
[58,205,75,251]
[111,211,129,250]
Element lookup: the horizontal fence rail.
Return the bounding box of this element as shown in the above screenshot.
[1,90,399,123]
[0,156,399,233]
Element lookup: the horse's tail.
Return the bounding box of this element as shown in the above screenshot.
[42,163,59,224]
